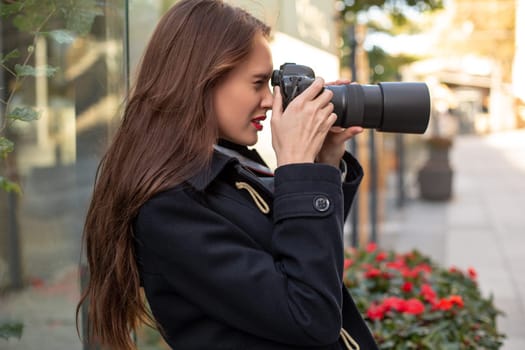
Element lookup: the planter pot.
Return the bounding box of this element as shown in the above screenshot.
[418,147,453,201]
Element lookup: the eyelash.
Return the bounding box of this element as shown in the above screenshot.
[254,80,267,88]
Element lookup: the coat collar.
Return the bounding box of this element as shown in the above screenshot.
[186,150,239,191]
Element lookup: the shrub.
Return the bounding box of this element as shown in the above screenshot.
[344,243,505,349]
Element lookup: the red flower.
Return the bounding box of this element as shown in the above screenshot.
[399,264,432,280]
[376,252,387,262]
[449,295,465,308]
[401,281,413,293]
[413,264,432,274]
[420,284,437,303]
[366,242,377,253]
[382,296,406,312]
[365,268,382,279]
[435,298,453,311]
[432,295,465,311]
[386,258,406,270]
[468,267,477,280]
[344,258,353,270]
[403,298,425,315]
[366,303,386,320]
[401,268,419,279]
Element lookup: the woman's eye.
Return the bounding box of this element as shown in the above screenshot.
[254,80,267,89]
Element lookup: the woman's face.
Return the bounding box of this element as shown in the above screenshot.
[214,32,274,146]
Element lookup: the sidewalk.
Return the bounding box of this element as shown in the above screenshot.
[382,129,525,350]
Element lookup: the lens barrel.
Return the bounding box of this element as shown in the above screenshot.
[326,82,430,134]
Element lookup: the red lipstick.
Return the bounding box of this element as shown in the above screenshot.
[251,116,266,131]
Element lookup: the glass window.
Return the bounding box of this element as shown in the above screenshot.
[1,1,126,348]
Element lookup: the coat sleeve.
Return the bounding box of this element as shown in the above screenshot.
[134,163,359,346]
[342,151,364,220]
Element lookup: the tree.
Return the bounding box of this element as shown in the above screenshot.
[0,0,102,193]
[436,0,515,82]
[339,0,443,26]
[337,0,444,82]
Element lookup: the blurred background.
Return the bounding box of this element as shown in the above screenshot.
[0,0,523,349]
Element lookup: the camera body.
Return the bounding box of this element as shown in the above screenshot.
[271,63,431,134]
[271,63,317,110]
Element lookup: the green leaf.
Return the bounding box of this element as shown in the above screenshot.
[0,321,23,340]
[440,343,461,350]
[14,64,59,77]
[4,0,101,36]
[0,2,23,18]
[47,30,76,44]
[0,49,21,64]
[7,106,41,122]
[8,0,57,33]
[14,63,35,76]
[12,13,48,33]
[0,175,22,194]
[0,136,14,157]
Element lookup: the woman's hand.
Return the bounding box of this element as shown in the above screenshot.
[271,78,337,167]
[315,126,363,167]
[315,79,363,167]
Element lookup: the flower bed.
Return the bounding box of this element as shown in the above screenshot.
[344,243,505,349]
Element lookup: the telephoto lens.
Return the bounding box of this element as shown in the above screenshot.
[271,63,431,134]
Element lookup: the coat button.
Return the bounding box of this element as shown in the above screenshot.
[313,195,330,212]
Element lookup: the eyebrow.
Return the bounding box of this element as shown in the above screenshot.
[252,71,272,80]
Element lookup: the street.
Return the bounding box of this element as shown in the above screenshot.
[383,129,525,350]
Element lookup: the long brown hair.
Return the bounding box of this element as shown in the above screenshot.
[76,1,270,349]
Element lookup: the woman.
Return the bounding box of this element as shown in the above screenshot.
[77,1,378,349]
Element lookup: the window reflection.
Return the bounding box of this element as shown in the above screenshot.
[0,1,125,348]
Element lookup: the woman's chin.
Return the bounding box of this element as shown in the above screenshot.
[238,134,258,146]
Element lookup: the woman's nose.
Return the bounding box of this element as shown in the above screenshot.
[262,86,273,109]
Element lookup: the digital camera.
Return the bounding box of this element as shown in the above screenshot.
[271,63,430,134]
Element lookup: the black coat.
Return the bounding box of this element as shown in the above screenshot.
[133,145,379,350]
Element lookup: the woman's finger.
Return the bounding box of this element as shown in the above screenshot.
[293,77,325,102]
[321,113,338,131]
[313,89,334,109]
[271,86,283,117]
[325,79,352,86]
[329,126,346,133]
[340,126,364,141]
